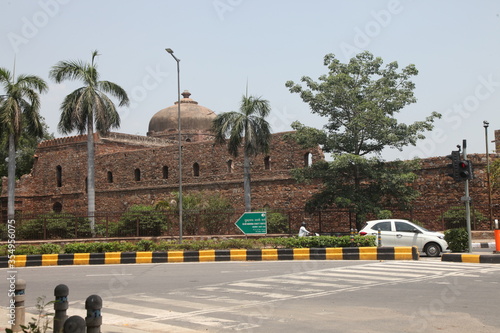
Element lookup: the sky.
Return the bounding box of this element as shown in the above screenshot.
[1,0,500,161]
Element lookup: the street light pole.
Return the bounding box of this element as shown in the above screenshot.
[165,48,183,243]
[484,120,493,229]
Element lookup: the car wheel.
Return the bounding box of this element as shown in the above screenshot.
[424,242,441,257]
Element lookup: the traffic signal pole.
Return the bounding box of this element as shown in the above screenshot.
[463,140,473,253]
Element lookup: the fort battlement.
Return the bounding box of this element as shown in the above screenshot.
[38,134,92,148]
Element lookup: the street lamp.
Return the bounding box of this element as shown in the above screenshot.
[484,120,493,229]
[166,48,183,243]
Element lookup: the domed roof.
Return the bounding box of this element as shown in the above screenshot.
[147,90,216,141]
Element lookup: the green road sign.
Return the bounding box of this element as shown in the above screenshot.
[235,212,267,235]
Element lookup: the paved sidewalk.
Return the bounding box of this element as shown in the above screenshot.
[0,307,146,333]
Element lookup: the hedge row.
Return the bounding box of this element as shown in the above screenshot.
[1,236,376,255]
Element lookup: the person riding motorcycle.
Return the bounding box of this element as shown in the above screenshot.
[298,222,311,237]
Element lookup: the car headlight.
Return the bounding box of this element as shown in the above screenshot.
[437,235,444,240]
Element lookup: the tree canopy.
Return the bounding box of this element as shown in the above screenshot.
[0,67,48,218]
[0,116,53,180]
[212,94,272,211]
[49,50,129,233]
[285,52,440,229]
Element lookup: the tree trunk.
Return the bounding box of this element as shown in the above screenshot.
[7,133,16,220]
[87,118,96,235]
[243,152,252,212]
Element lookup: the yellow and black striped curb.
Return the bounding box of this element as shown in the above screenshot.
[442,253,500,264]
[1,247,418,267]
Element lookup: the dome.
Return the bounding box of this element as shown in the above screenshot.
[147,90,216,142]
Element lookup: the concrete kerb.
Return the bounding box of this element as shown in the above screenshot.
[0,246,419,267]
[472,241,496,249]
[442,252,500,264]
[441,238,500,263]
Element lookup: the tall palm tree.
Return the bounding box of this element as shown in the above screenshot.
[0,68,47,220]
[49,50,129,234]
[212,94,272,212]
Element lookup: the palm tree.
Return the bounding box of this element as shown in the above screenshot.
[0,68,47,220]
[49,50,129,234]
[212,94,272,212]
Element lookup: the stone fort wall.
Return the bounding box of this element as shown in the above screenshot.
[1,132,324,218]
[2,131,499,231]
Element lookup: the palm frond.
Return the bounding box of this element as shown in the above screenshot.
[49,60,90,84]
[97,80,130,107]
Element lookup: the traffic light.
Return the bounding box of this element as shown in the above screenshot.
[446,150,461,181]
[458,160,473,180]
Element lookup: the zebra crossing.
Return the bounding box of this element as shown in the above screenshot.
[25,261,500,332]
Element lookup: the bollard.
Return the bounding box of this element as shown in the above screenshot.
[350,228,354,247]
[54,284,69,333]
[11,279,26,332]
[63,315,86,333]
[377,228,382,247]
[85,295,103,333]
[495,219,500,253]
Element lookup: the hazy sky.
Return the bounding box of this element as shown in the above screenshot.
[1,0,500,161]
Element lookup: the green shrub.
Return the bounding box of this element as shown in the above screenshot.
[0,224,7,241]
[440,206,486,229]
[6,235,378,256]
[93,241,119,252]
[16,213,93,240]
[199,196,234,235]
[219,238,258,249]
[17,219,45,240]
[156,192,234,235]
[63,243,93,253]
[14,244,38,255]
[266,212,289,234]
[136,239,155,251]
[37,243,62,254]
[115,205,168,237]
[153,240,178,251]
[444,228,469,252]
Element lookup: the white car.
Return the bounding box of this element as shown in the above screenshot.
[359,219,449,257]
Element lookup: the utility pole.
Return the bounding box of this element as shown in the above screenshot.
[462,140,473,253]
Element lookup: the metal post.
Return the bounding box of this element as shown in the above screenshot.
[463,140,473,253]
[484,121,493,229]
[166,48,183,243]
[12,279,26,332]
[63,316,85,333]
[377,228,382,247]
[85,295,102,333]
[54,284,69,333]
[350,228,355,247]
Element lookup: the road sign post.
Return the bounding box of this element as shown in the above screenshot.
[235,212,267,235]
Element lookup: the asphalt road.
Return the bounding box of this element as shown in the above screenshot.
[2,260,500,332]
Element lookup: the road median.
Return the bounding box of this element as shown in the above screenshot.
[0,246,419,267]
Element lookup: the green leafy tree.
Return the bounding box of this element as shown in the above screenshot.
[490,158,500,190]
[49,50,129,234]
[285,51,441,230]
[0,68,48,219]
[212,94,272,211]
[0,117,54,180]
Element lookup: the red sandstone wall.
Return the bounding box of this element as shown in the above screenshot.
[2,131,499,231]
[1,132,323,216]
